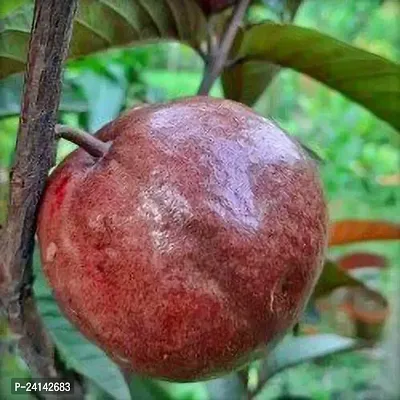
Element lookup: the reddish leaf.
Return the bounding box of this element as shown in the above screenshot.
[329,220,400,246]
[337,252,388,270]
[342,287,389,341]
[345,287,389,322]
[311,259,389,340]
[316,286,389,342]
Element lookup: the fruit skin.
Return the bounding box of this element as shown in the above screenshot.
[37,96,328,381]
[196,0,237,14]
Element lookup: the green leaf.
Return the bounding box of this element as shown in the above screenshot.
[128,376,174,400]
[33,251,131,400]
[222,0,303,106]
[312,260,363,299]
[236,22,400,130]
[222,60,280,106]
[0,351,31,400]
[74,67,127,132]
[206,373,245,400]
[0,74,88,117]
[261,334,360,380]
[0,0,29,18]
[0,0,207,79]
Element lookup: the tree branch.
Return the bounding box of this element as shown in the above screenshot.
[55,125,110,158]
[197,0,251,95]
[0,1,83,398]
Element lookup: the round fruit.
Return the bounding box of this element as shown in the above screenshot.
[37,96,328,381]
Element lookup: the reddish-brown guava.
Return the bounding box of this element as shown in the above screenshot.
[37,96,328,381]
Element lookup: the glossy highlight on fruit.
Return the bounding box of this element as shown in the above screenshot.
[37,96,328,381]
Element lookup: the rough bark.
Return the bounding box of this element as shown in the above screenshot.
[0,1,83,398]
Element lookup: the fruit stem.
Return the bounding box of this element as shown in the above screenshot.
[55,124,110,158]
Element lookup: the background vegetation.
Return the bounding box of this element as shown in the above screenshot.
[0,0,399,399]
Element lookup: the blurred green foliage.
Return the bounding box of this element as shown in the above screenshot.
[0,1,399,399]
